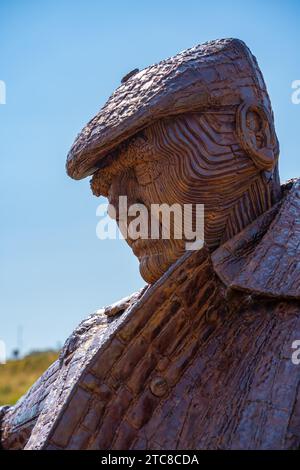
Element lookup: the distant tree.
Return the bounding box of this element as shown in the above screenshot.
[12,349,19,359]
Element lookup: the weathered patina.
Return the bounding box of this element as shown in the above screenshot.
[1,38,299,450]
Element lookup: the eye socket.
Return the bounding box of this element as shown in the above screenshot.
[134,160,162,186]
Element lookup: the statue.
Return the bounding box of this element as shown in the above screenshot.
[1,38,299,450]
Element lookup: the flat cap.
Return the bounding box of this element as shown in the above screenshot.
[66,38,271,180]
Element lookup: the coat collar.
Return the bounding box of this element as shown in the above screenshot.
[212,178,300,300]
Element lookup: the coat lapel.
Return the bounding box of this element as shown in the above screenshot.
[213,179,300,300]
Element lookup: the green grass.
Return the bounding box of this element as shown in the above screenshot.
[0,350,59,406]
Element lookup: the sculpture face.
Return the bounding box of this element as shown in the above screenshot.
[63,38,282,284]
[91,106,280,284]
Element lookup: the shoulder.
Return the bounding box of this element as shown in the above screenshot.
[59,287,148,362]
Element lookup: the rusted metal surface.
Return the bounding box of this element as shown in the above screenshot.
[1,182,300,449]
[1,37,299,450]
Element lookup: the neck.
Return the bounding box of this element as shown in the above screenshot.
[207,171,281,249]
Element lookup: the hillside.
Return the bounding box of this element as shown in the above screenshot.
[0,351,59,406]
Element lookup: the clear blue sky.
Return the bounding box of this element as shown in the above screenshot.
[0,0,299,357]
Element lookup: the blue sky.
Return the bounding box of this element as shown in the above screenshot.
[0,0,299,357]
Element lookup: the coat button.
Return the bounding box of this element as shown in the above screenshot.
[150,376,169,397]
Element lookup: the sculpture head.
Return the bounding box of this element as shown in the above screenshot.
[67,39,281,284]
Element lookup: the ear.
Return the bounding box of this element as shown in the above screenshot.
[236,101,279,172]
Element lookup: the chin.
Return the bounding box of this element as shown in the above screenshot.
[139,254,167,284]
[138,243,186,284]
